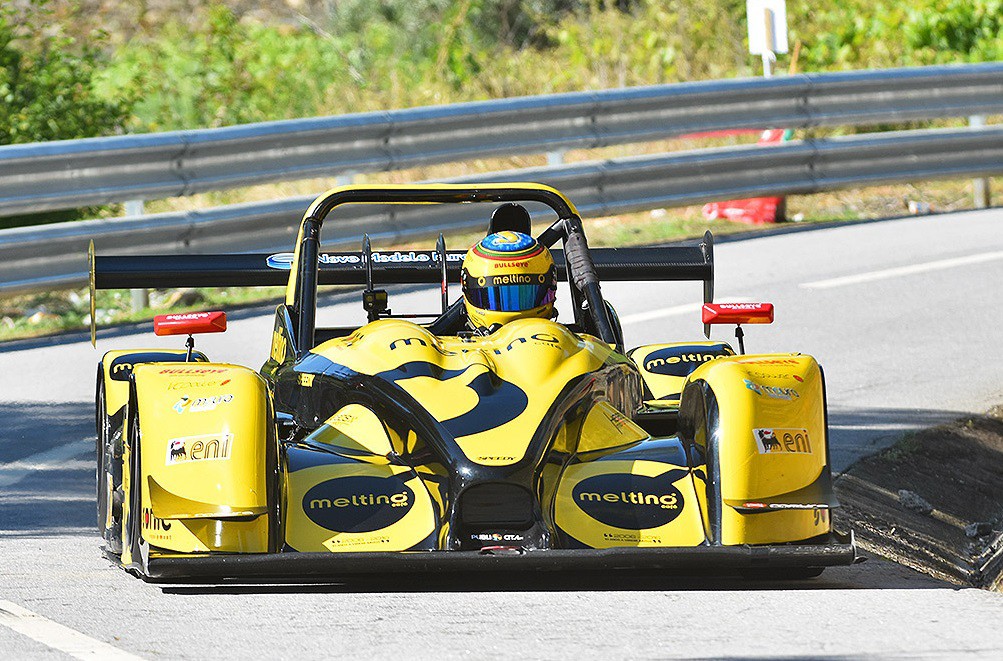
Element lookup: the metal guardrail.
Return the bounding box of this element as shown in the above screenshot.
[1,63,1001,216]
[3,124,1001,294]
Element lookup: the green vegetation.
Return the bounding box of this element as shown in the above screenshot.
[0,0,131,225]
[77,0,1003,133]
[4,0,1000,143]
[0,1,129,145]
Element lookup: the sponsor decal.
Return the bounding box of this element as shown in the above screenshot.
[165,433,233,465]
[270,331,288,363]
[389,336,431,350]
[172,394,233,413]
[298,373,315,387]
[642,345,731,377]
[747,371,805,383]
[744,380,799,400]
[470,532,526,543]
[159,367,229,375]
[741,502,828,510]
[162,312,211,321]
[387,332,560,355]
[324,536,392,549]
[473,273,547,287]
[476,455,518,462]
[572,472,686,529]
[606,409,635,435]
[108,352,190,382]
[165,379,230,391]
[329,411,358,426]
[303,475,414,533]
[736,358,800,366]
[482,231,535,252]
[142,507,171,532]
[265,251,463,270]
[753,428,812,454]
[602,532,663,544]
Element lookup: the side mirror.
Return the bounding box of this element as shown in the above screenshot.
[153,311,227,336]
[701,303,773,354]
[701,303,774,325]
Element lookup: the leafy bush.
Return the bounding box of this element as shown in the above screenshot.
[0,0,130,145]
[791,0,1003,70]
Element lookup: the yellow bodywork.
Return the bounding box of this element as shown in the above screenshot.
[310,317,623,466]
[125,363,272,556]
[687,353,832,544]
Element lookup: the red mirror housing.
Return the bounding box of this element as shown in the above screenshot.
[154,311,227,336]
[702,303,774,325]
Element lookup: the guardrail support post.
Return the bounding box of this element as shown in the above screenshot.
[124,200,150,311]
[970,115,991,209]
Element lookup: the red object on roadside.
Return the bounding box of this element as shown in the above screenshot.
[701,129,788,224]
[702,303,774,325]
[153,310,227,336]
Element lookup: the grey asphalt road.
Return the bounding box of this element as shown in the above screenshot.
[1,207,1001,659]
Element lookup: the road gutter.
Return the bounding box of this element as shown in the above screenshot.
[833,405,1003,591]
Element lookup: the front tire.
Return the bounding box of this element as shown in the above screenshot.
[123,396,147,576]
[95,368,109,532]
[96,367,124,555]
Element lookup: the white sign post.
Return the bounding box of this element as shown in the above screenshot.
[747,0,788,78]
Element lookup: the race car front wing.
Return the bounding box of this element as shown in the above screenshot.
[137,531,861,582]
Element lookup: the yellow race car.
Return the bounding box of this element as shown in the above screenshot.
[91,183,858,581]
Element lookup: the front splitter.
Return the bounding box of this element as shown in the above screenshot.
[142,534,860,582]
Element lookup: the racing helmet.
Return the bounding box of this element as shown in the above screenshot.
[461,231,557,330]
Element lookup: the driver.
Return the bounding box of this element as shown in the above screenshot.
[461,230,558,334]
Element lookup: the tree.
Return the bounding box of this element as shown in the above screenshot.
[0,0,130,146]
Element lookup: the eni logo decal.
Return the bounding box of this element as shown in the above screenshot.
[165,433,233,465]
[303,475,415,533]
[754,428,812,454]
[572,471,687,529]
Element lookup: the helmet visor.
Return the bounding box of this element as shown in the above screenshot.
[465,282,556,312]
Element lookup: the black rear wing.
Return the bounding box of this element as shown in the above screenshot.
[89,233,715,346]
[92,239,714,298]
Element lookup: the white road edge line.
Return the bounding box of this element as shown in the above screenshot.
[0,442,91,489]
[0,600,144,661]
[800,250,1003,290]
[619,297,750,325]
